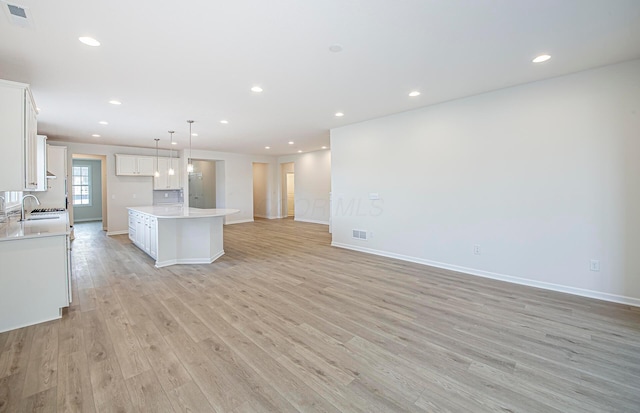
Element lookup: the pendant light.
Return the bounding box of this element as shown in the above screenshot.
[154,138,160,177]
[168,131,175,176]
[186,120,194,173]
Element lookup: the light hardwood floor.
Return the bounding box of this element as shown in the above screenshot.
[1,218,639,412]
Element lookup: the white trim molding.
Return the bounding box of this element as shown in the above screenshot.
[295,218,329,226]
[331,242,640,308]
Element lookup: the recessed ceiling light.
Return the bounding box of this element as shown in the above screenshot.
[265,146,271,149]
[532,54,551,63]
[335,112,344,117]
[79,37,100,47]
[321,146,327,149]
[288,141,294,145]
[251,86,263,93]
[191,133,198,137]
[99,121,108,125]
[36,107,41,112]
[409,91,421,97]
[171,141,177,145]
[92,134,101,138]
[109,100,122,105]
[329,44,343,53]
[220,120,228,124]
[298,150,303,153]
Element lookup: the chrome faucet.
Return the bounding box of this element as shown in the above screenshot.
[20,194,41,221]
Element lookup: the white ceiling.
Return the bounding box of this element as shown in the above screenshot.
[1,0,639,156]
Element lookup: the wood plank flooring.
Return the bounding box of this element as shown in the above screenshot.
[1,218,639,412]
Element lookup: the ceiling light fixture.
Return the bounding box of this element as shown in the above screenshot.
[288,141,294,145]
[409,91,421,97]
[99,121,108,125]
[109,100,122,105]
[171,141,177,145]
[251,86,263,93]
[335,112,344,117]
[191,133,198,137]
[329,44,343,53]
[220,120,228,124]
[79,36,100,47]
[298,150,303,153]
[168,131,175,176]
[154,138,160,177]
[186,120,194,174]
[532,54,551,63]
[322,146,327,149]
[265,146,271,149]
[92,134,101,138]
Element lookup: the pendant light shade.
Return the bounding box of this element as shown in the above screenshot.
[154,138,160,177]
[168,131,175,176]
[186,120,194,174]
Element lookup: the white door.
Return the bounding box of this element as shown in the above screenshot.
[286,173,295,217]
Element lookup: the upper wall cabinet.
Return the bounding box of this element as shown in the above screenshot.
[115,154,155,176]
[153,157,182,190]
[0,79,43,192]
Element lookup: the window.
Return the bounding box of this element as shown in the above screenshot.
[72,166,91,206]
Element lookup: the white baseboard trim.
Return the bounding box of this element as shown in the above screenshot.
[295,218,329,226]
[74,218,102,223]
[331,242,640,307]
[254,215,279,219]
[155,251,225,268]
[106,230,128,236]
[226,219,254,225]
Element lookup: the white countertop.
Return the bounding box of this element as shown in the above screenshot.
[0,212,71,242]
[128,206,240,219]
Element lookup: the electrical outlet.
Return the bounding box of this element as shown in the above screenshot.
[473,244,481,255]
[590,260,600,272]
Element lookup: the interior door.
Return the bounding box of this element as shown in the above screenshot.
[286,172,295,217]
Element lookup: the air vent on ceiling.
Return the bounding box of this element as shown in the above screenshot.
[2,1,33,28]
[352,229,368,240]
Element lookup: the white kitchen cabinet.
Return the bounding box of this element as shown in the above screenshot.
[154,156,182,189]
[0,211,71,333]
[0,79,42,192]
[115,154,155,176]
[149,216,157,259]
[128,210,136,241]
[35,135,48,191]
[135,212,145,249]
[128,210,158,260]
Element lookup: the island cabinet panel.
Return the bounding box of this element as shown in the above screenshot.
[127,206,238,268]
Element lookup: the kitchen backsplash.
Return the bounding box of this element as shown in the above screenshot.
[153,189,183,205]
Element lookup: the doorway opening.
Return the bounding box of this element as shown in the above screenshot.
[71,154,107,231]
[253,163,269,219]
[188,159,225,209]
[280,162,294,218]
[286,173,295,217]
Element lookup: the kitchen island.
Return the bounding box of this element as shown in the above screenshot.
[127,206,239,268]
[0,211,72,333]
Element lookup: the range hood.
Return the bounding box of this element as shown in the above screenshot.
[46,170,56,179]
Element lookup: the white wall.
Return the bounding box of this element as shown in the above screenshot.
[278,150,331,225]
[331,59,640,305]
